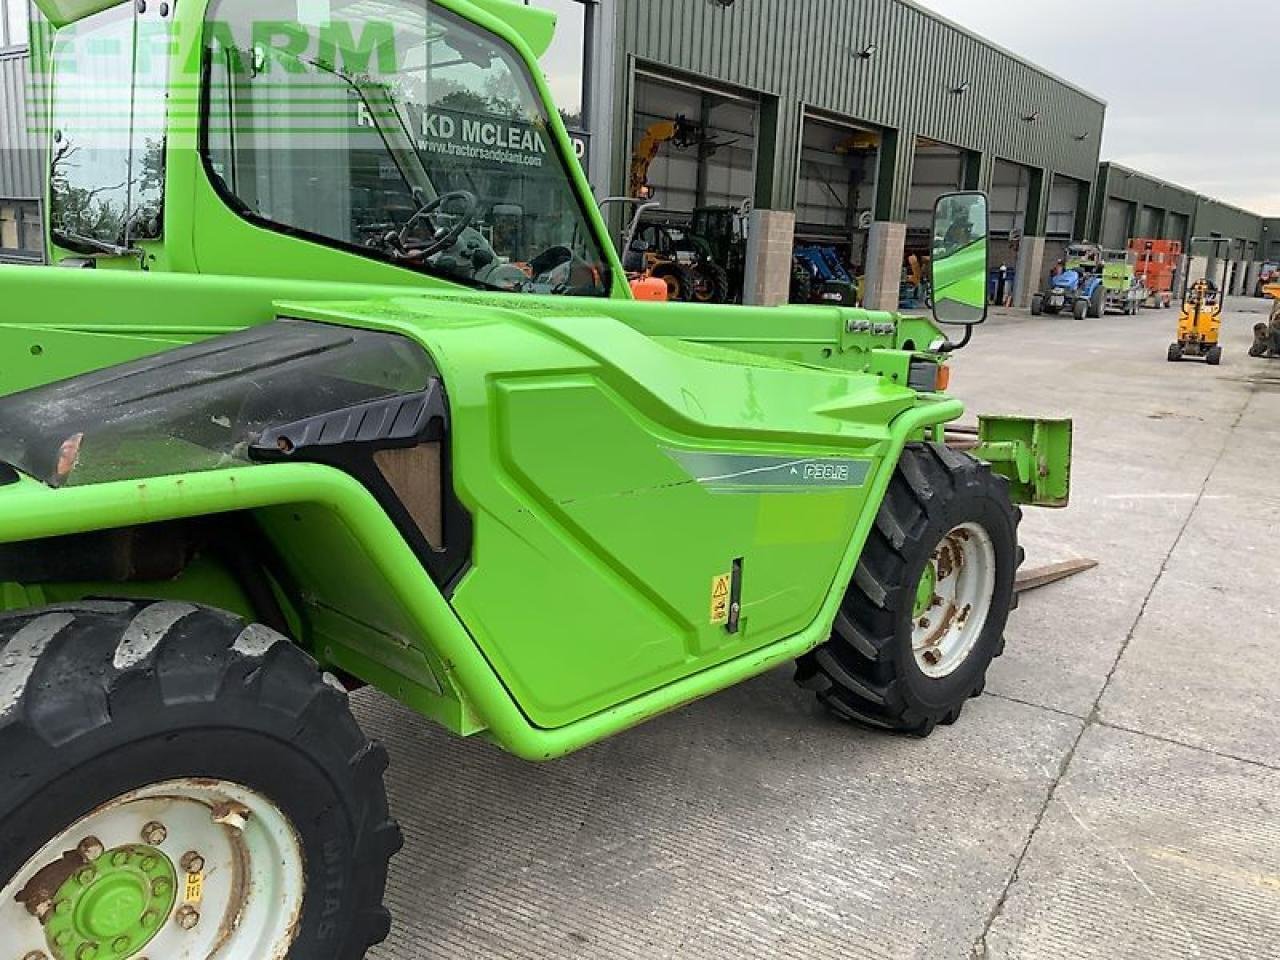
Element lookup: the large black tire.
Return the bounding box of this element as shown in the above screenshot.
[651,262,698,303]
[1088,285,1106,318]
[1206,344,1223,366]
[795,445,1021,735]
[1168,342,1183,362]
[1030,293,1044,316]
[691,261,732,304]
[0,600,400,959]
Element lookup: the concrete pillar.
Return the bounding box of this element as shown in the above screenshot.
[1013,236,1047,309]
[1246,261,1263,297]
[863,221,907,312]
[742,208,796,307]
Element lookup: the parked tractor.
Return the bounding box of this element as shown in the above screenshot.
[0,2,1071,957]
[792,245,859,305]
[1032,244,1145,318]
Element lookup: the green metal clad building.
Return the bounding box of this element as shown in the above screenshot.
[594,0,1108,307]
[1091,162,1271,295]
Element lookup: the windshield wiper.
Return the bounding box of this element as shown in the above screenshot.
[51,228,144,259]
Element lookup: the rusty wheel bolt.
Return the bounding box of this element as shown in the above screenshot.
[918,618,931,629]
[923,649,941,666]
[141,821,167,846]
[175,904,200,930]
[179,851,205,874]
[77,836,105,862]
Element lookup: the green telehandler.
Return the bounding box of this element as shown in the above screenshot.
[0,1,1072,956]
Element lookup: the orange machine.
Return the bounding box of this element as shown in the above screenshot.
[1128,238,1182,308]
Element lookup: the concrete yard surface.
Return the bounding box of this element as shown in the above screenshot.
[357,298,1280,960]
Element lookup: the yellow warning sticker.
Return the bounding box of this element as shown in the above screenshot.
[184,872,204,904]
[710,573,731,625]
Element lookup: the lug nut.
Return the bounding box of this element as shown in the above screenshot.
[75,944,99,960]
[141,822,167,846]
[179,851,205,874]
[923,649,941,666]
[76,867,96,886]
[112,937,131,954]
[152,877,172,897]
[918,618,931,629]
[175,905,200,930]
[77,836,105,862]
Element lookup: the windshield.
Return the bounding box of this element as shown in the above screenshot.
[204,0,611,296]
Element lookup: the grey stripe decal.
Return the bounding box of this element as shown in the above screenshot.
[0,612,76,719]
[666,450,871,493]
[113,601,198,671]
[231,623,280,658]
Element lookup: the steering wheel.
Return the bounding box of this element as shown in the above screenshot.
[397,190,479,260]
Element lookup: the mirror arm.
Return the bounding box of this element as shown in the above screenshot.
[937,326,973,353]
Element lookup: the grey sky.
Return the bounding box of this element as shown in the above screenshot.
[915,0,1278,216]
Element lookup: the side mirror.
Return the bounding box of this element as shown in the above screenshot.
[929,191,989,326]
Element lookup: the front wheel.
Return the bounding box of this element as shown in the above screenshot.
[1168,342,1184,362]
[796,444,1021,735]
[0,601,401,960]
[1088,285,1106,318]
[1030,293,1044,316]
[1206,344,1223,365]
[1072,298,1088,320]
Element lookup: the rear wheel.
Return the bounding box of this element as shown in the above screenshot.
[691,262,731,304]
[1168,342,1184,362]
[0,601,400,960]
[1206,344,1223,366]
[795,445,1021,735]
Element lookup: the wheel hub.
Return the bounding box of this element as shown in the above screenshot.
[911,522,997,678]
[45,844,175,959]
[3,780,305,960]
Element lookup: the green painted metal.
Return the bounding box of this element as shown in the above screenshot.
[973,415,1073,508]
[912,562,936,619]
[44,844,175,960]
[0,0,1046,761]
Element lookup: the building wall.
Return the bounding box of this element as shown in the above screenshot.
[608,0,1106,223]
[1091,161,1266,261]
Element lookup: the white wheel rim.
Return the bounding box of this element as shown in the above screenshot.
[1,779,304,959]
[912,522,997,678]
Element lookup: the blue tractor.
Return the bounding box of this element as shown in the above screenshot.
[1031,262,1103,320]
[791,245,858,305]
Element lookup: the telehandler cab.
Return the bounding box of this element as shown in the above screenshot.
[0,2,1071,956]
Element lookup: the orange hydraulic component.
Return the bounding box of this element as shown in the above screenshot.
[628,115,705,198]
[629,275,669,301]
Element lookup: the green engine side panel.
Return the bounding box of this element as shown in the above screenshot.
[287,296,911,729]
